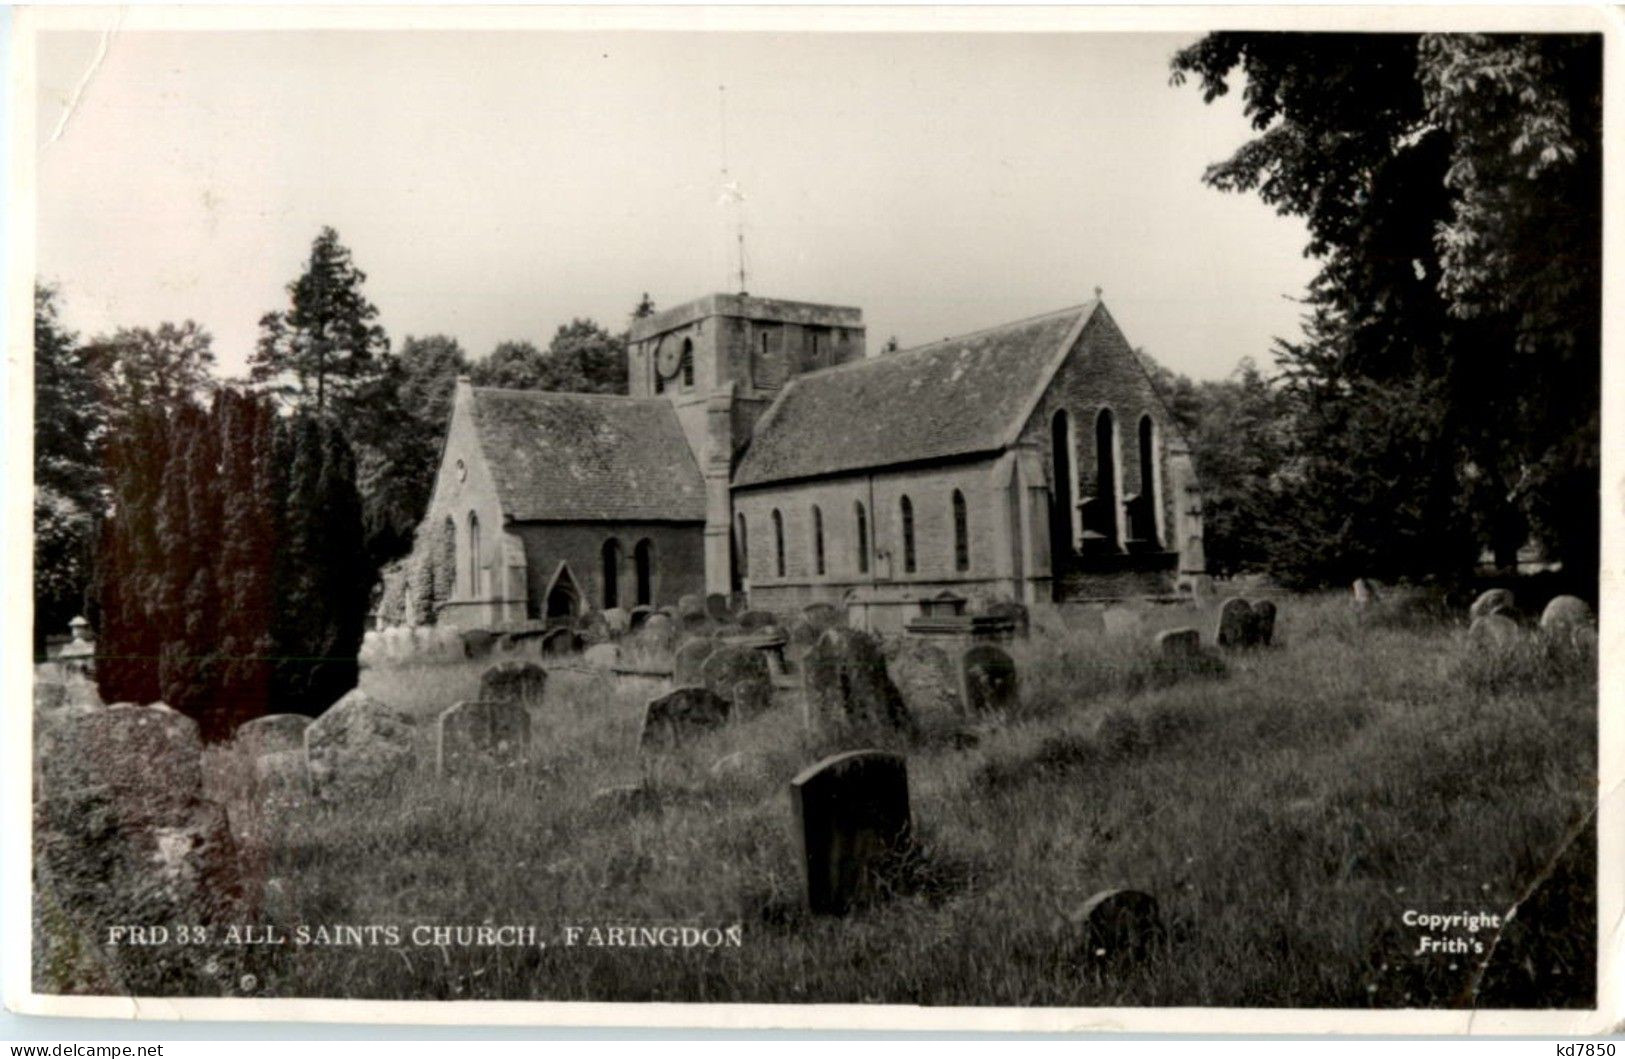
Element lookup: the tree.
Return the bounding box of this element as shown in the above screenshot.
[470,339,547,390]
[471,319,628,394]
[81,320,218,434]
[1171,32,1601,588]
[250,227,389,414]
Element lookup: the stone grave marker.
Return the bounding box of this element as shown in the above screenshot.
[1215,598,1254,649]
[679,611,712,636]
[705,592,733,621]
[701,644,774,718]
[1156,627,1201,658]
[983,600,1031,638]
[235,714,311,758]
[888,640,962,718]
[677,593,706,620]
[643,612,675,644]
[1251,600,1278,647]
[436,699,532,779]
[1469,613,1521,649]
[1540,595,1594,635]
[628,605,653,631]
[575,610,610,645]
[739,609,778,630]
[460,628,498,660]
[583,642,620,670]
[253,750,311,808]
[802,627,912,731]
[304,690,418,802]
[1066,889,1166,964]
[479,660,548,706]
[640,686,731,751]
[1470,588,1515,622]
[542,627,582,657]
[789,749,912,915]
[802,602,843,632]
[961,644,1019,713]
[673,638,719,686]
[1352,578,1381,607]
[603,607,631,637]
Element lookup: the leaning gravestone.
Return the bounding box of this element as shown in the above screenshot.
[789,750,912,915]
[705,592,733,622]
[1251,600,1278,647]
[673,637,719,686]
[1215,598,1254,649]
[961,644,1020,714]
[888,641,962,719]
[34,705,241,995]
[640,686,731,751]
[479,660,548,707]
[1539,595,1594,636]
[700,644,774,718]
[304,690,418,802]
[1156,627,1201,658]
[235,713,312,759]
[1468,613,1521,649]
[1470,588,1516,623]
[802,627,912,731]
[436,699,532,779]
[1065,889,1166,965]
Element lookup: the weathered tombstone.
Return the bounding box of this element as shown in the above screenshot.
[542,627,581,657]
[583,642,620,670]
[1156,627,1201,658]
[802,602,843,632]
[479,660,547,706]
[1065,889,1166,964]
[983,600,1031,639]
[1571,625,1599,654]
[603,607,631,637]
[1470,588,1515,623]
[436,699,532,778]
[673,637,719,686]
[739,609,778,630]
[677,593,706,620]
[235,713,312,758]
[628,605,653,631]
[705,592,733,622]
[789,750,912,915]
[1468,613,1521,649]
[1251,600,1278,647]
[1540,595,1594,635]
[961,644,1019,714]
[700,644,774,718]
[802,627,913,731]
[679,611,712,635]
[1352,578,1381,607]
[253,750,311,808]
[461,628,498,660]
[643,612,674,644]
[888,640,963,718]
[1215,598,1254,649]
[639,686,731,750]
[575,610,610,645]
[304,690,418,802]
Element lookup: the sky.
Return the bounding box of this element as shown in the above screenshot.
[35,26,1319,382]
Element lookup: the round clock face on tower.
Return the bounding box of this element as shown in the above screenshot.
[655,337,682,379]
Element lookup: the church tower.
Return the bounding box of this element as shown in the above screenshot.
[627,293,866,594]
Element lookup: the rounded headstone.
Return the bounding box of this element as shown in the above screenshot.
[1065,889,1165,964]
[1470,588,1516,622]
[235,713,312,758]
[460,628,498,660]
[1468,612,1521,649]
[789,749,912,915]
[1250,599,1277,647]
[1352,578,1381,606]
[1215,597,1254,649]
[700,644,774,718]
[1156,627,1201,658]
[479,660,548,706]
[887,641,962,718]
[705,592,733,621]
[677,593,706,620]
[436,699,532,778]
[304,690,417,802]
[640,686,731,751]
[802,627,912,731]
[628,605,653,632]
[962,644,1019,714]
[1539,595,1594,635]
[253,750,311,809]
[602,607,631,637]
[643,613,674,644]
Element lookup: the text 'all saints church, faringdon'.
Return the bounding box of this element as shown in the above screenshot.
[411,290,1207,633]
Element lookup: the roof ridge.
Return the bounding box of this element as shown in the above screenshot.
[794,301,1092,380]
[471,386,660,402]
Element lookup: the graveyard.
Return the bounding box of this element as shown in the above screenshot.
[32,586,1597,1008]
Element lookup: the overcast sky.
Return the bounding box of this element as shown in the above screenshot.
[36,27,1318,382]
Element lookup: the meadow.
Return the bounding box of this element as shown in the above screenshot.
[196,591,1596,1008]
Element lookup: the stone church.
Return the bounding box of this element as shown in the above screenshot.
[420,291,1205,632]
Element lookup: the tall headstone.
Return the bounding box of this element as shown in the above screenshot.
[602,607,631,637]
[479,660,548,706]
[1251,599,1277,647]
[436,699,532,778]
[304,690,418,802]
[790,750,912,915]
[1215,598,1254,649]
[673,638,719,686]
[700,644,774,718]
[888,641,963,718]
[802,627,912,731]
[640,686,731,751]
[961,644,1019,713]
[1156,627,1201,658]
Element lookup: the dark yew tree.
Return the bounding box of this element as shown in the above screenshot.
[1171,32,1600,589]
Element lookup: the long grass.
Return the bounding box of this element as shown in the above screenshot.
[52,591,1597,1007]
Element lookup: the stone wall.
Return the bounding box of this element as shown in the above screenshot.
[508,521,705,619]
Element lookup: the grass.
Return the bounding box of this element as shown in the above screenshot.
[50,591,1597,1007]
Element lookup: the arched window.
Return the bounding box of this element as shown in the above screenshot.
[443,515,457,596]
[1138,414,1161,547]
[1051,408,1077,558]
[633,539,654,606]
[772,509,786,578]
[812,505,825,575]
[900,495,916,574]
[952,490,969,572]
[734,513,748,581]
[468,511,481,597]
[855,501,869,574]
[680,338,694,389]
[601,538,622,609]
[1096,408,1120,549]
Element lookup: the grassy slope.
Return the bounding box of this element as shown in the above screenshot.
[203,592,1595,1007]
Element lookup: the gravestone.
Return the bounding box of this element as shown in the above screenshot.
[253,750,311,809]
[802,627,912,731]
[961,644,1019,714]
[542,627,581,657]
[643,612,674,644]
[1066,889,1166,964]
[983,600,1030,639]
[1352,578,1381,607]
[436,699,532,779]
[575,610,610,645]
[700,644,774,718]
[639,686,731,751]
[677,593,706,620]
[1215,598,1254,649]
[1156,627,1201,658]
[1251,600,1277,647]
[304,690,418,802]
[739,609,778,630]
[788,619,822,652]
[789,750,912,915]
[1539,595,1594,635]
[679,611,712,635]
[628,605,653,632]
[673,638,719,686]
[235,714,312,758]
[705,592,733,621]
[888,641,962,718]
[479,660,548,706]
[583,643,620,670]
[460,628,498,660]
[1470,588,1515,623]
[1469,613,1521,649]
[802,602,843,632]
[603,607,631,637]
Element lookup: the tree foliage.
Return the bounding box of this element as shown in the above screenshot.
[470,319,628,394]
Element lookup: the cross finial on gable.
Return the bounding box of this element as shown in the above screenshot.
[1094,286,1103,300]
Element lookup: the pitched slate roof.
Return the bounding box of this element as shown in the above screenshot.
[470,388,706,522]
[733,302,1095,488]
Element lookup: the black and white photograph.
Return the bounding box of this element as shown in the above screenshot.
[6,4,1614,1034]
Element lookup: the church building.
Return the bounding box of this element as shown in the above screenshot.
[418,291,1205,632]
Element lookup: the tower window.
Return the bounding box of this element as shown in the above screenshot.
[680,338,694,389]
[772,509,786,578]
[900,495,916,574]
[855,501,869,574]
[953,490,969,572]
[812,505,825,575]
